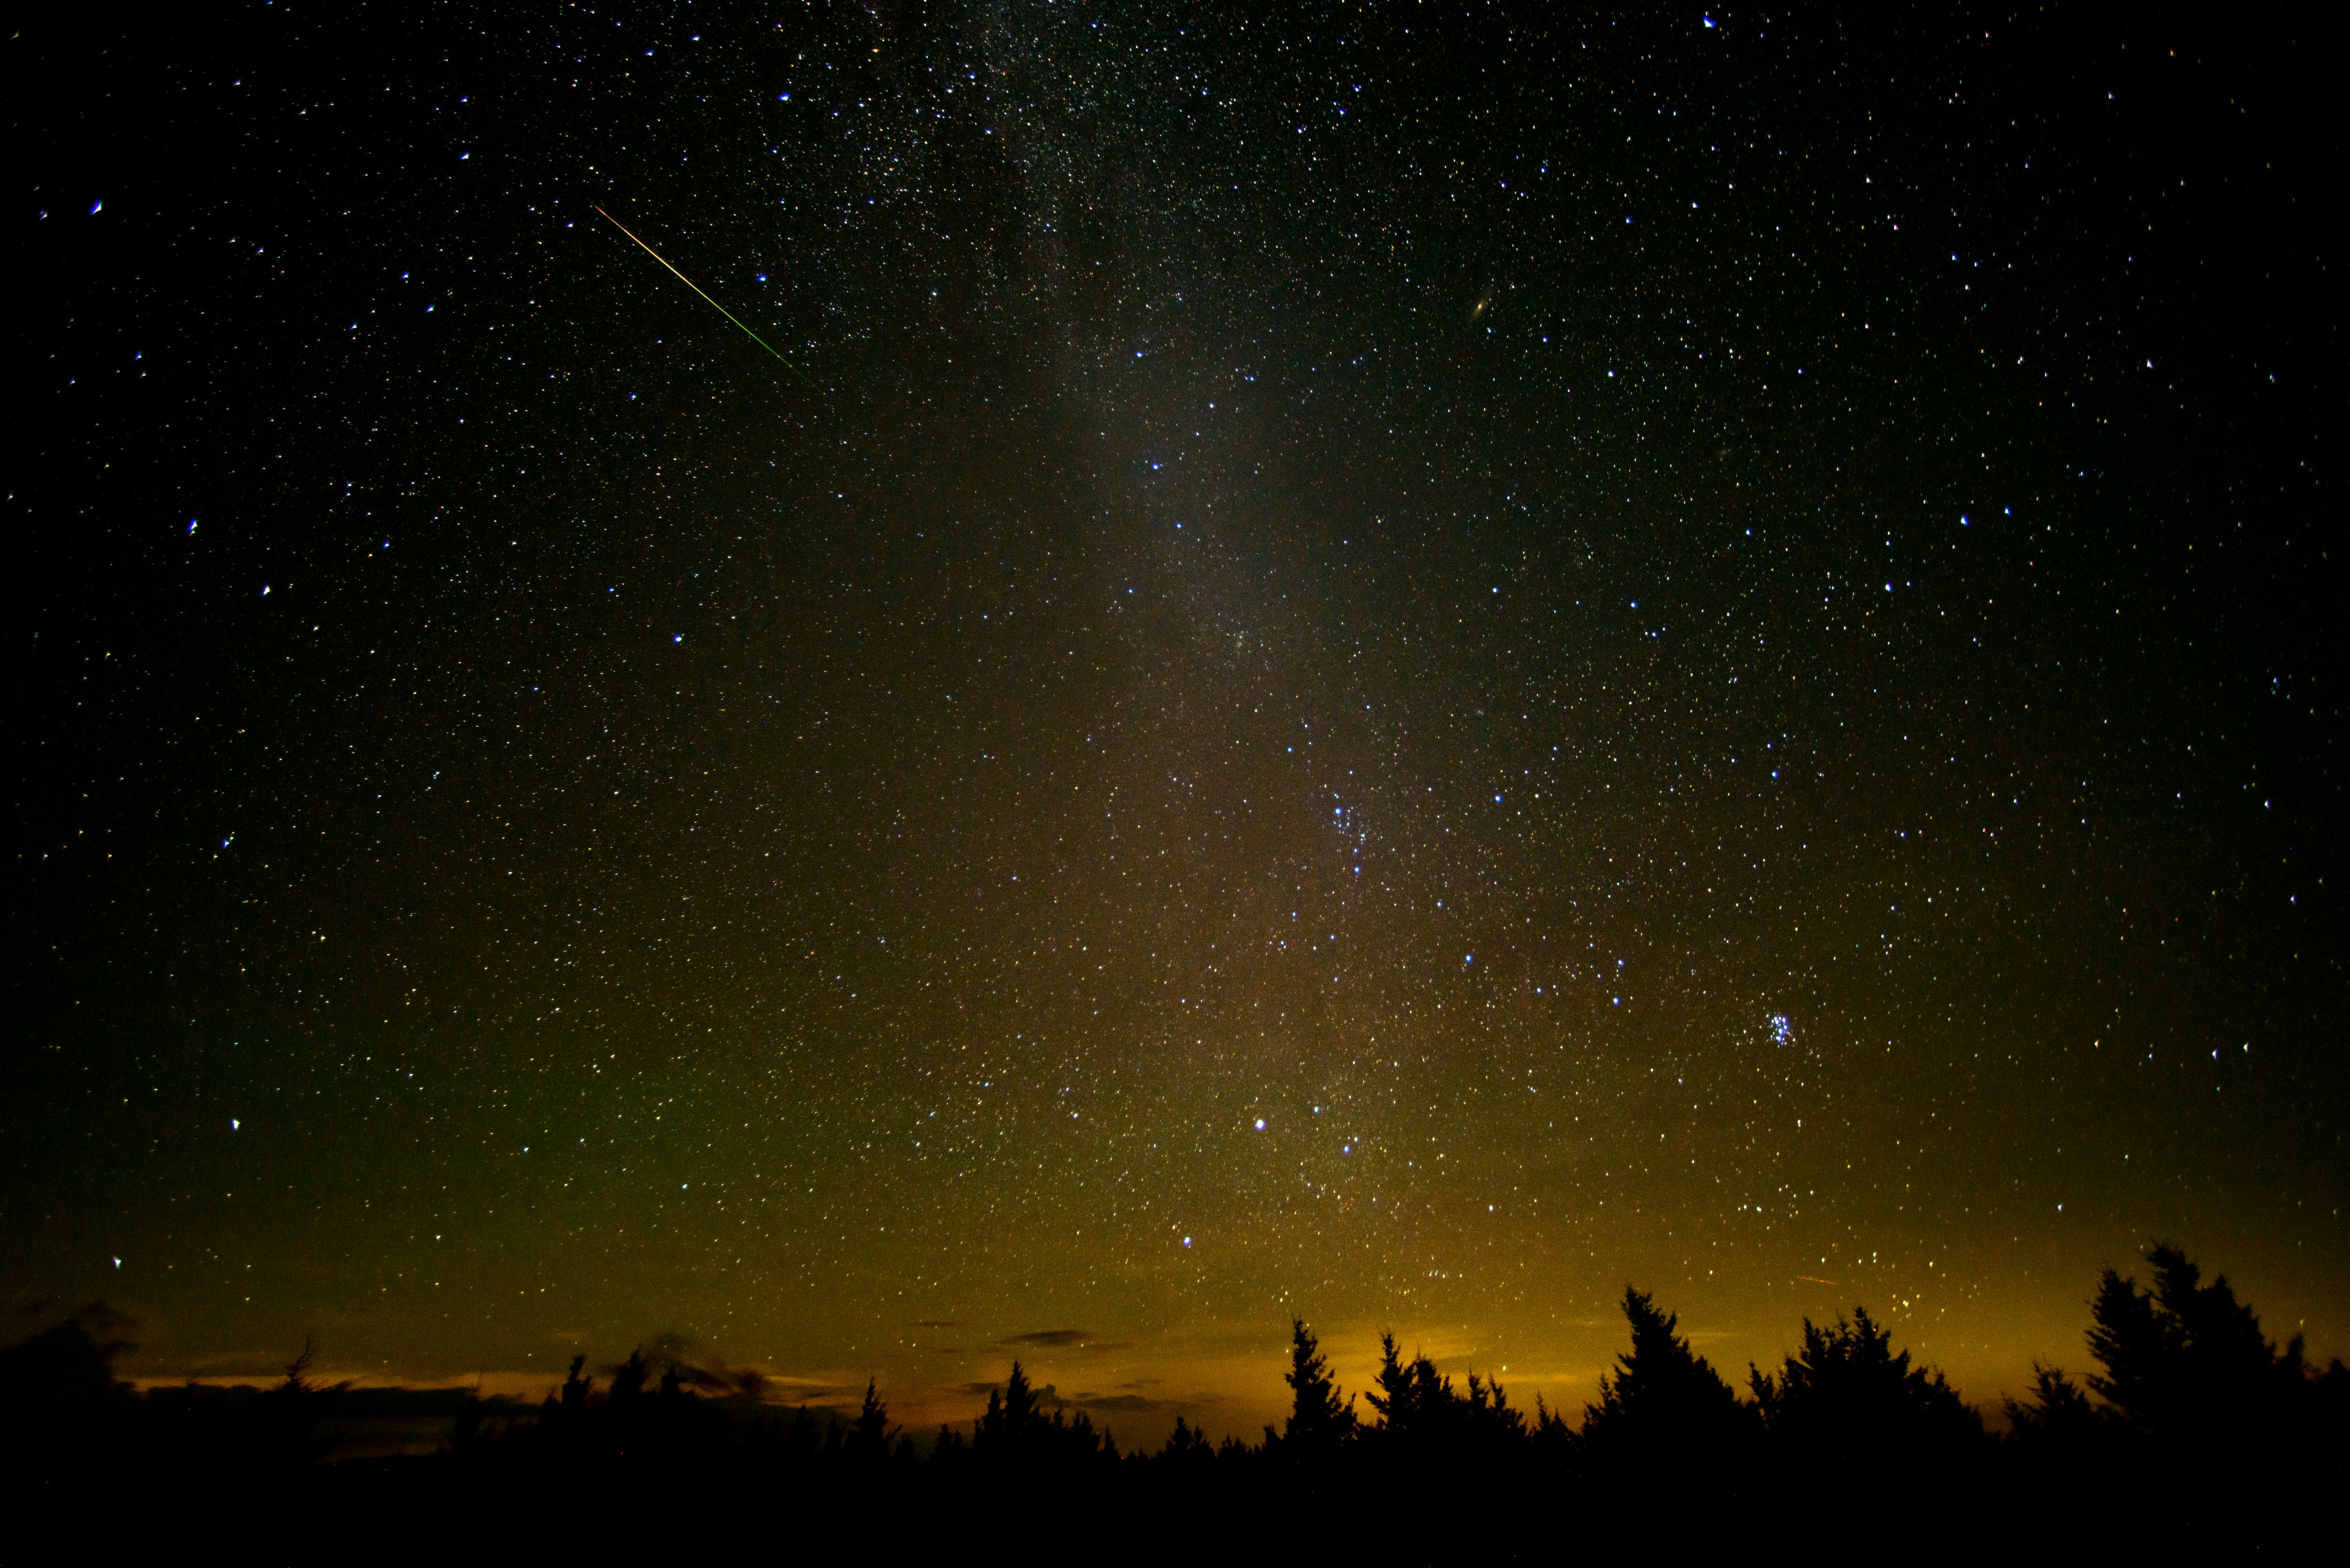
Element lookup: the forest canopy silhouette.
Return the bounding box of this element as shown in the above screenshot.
[3,1242,2340,1553]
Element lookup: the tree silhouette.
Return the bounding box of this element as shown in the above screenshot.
[1578,1286,1751,1468]
[974,1359,1046,1454]
[1986,1242,2350,1545]
[780,1403,822,1461]
[1353,1326,1527,1480]
[0,1248,2336,1544]
[1530,1394,1574,1457]
[607,1348,651,1405]
[1159,1413,1214,1467]
[0,1305,137,1493]
[2003,1362,2104,1450]
[1363,1332,1452,1444]
[559,1354,591,1418]
[1465,1371,1529,1453]
[1274,1319,1355,1458]
[0,1309,131,1409]
[969,1360,1113,1468]
[264,1340,349,1467]
[2088,1240,2303,1441]
[931,1421,968,1465]
[848,1377,891,1460]
[1749,1306,1981,1464]
[447,1379,492,1457]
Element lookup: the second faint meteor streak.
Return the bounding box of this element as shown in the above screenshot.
[593,204,793,368]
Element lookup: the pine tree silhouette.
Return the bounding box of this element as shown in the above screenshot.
[1579,1286,1750,1467]
[559,1354,592,1418]
[932,1421,968,1465]
[0,1309,131,1409]
[2079,1238,2348,1489]
[0,1305,136,1493]
[848,1377,891,1459]
[1531,1394,1574,1456]
[1276,1319,1356,1458]
[1996,1241,2350,1546]
[2003,1362,2104,1448]
[447,1379,491,1457]
[607,1348,651,1405]
[2088,1240,2289,1440]
[974,1360,1051,1460]
[1364,1332,1413,1434]
[250,1338,349,1472]
[1749,1306,1981,1463]
[1159,1413,1214,1466]
[2,1243,2335,1546]
[1461,1371,1527,1447]
[1363,1332,1457,1445]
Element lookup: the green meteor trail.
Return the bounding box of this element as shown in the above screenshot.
[594,204,794,370]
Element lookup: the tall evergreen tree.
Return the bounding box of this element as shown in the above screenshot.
[608,1348,651,1404]
[1749,1306,1981,1461]
[931,1421,968,1466]
[1160,1413,1214,1466]
[1364,1332,1414,1433]
[1278,1319,1356,1457]
[1462,1372,1528,1446]
[2086,1240,2325,1443]
[2003,1363,2105,1450]
[1580,1286,1751,1465]
[1363,1332,1459,1443]
[974,1360,1050,1456]
[1531,1394,1574,1457]
[558,1354,591,1417]
[848,1377,891,1459]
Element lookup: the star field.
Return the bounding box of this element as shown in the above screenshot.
[11,4,2340,1435]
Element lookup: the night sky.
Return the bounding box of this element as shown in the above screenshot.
[13,4,2341,1438]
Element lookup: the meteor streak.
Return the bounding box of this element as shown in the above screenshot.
[593,204,794,370]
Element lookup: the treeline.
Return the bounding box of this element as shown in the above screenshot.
[4,1243,2342,1556]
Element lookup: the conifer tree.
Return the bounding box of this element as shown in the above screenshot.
[1160,1413,1214,1465]
[2003,1363,2104,1448]
[1365,1332,1412,1432]
[608,1348,650,1404]
[848,1377,891,1458]
[558,1354,591,1418]
[1580,1286,1750,1464]
[1364,1332,1448,1440]
[1278,1319,1356,1457]
[1462,1371,1527,1445]
[1749,1306,1980,1460]
[975,1360,1049,1455]
[2086,1240,2326,1443]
